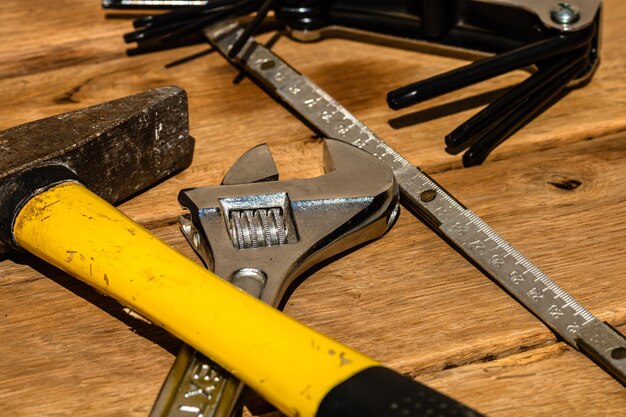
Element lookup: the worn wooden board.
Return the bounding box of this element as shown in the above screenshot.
[0,0,624,415]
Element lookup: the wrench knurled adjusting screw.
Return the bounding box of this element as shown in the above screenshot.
[229,208,287,249]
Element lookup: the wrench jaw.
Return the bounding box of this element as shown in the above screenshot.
[221,143,279,186]
[177,138,399,305]
[178,142,282,273]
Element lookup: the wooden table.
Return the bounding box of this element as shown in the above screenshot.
[1,1,624,415]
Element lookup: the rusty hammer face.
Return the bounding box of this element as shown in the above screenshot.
[0,86,193,258]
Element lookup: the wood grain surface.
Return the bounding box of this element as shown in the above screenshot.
[0,1,624,416]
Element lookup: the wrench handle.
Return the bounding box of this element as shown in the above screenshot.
[149,344,245,417]
[13,182,480,417]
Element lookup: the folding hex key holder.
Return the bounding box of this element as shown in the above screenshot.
[116,0,602,165]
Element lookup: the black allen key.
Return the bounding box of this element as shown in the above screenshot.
[124,19,192,42]
[463,56,589,166]
[132,5,213,28]
[387,26,595,110]
[228,0,274,58]
[102,0,209,9]
[446,49,590,154]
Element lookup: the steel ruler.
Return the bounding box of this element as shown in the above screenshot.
[205,22,626,386]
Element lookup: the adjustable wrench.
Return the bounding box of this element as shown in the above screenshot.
[150,138,400,417]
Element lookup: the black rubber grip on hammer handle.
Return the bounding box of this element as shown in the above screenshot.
[316,366,482,417]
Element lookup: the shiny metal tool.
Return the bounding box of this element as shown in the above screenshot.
[150,138,402,417]
[204,21,626,388]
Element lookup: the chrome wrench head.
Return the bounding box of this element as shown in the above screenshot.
[150,138,399,417]
[178,138,400,305]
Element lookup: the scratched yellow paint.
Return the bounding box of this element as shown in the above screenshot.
[13,182,377,417]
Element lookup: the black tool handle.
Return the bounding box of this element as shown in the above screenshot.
[387,25,595,110]
[462,56,587,167]
[445,47,589,154]
[316,366,482,417]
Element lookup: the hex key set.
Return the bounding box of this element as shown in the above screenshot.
[115,0,601,165]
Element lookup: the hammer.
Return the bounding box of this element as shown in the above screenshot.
[1,88,480,417]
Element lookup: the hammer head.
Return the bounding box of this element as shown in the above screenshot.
[0,86,194,257]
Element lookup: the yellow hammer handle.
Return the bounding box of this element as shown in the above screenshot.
[13,182,377,417]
